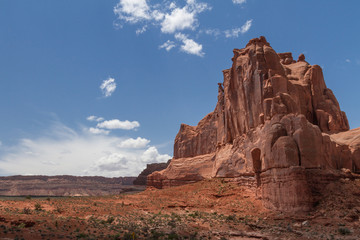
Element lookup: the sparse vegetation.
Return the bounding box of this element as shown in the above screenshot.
[106,216,114,224]
[22,207,31,215]
[0,179,359,239]
[34,203,42,211]
[55,206,64,214]
[338,227,351,235]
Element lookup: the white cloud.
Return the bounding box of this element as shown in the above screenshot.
[345,59,351,63]
[113,0,253,56]
[113,0,151,25]
[41,160,58,166]
[160,1,210,33]
[240,19,253,33]
[151,10,165,21]
[224,19,253,38]
[0,122,171,177]
[136,25,147,35]
[87,115,97,121]
[100,77,116,97]
[114,0,210,34]
[92,153,132,172]
[141,146,171,163]
[97,119,140,130]
[118,137,150,148]
[91,145,171,174]
[89,127,110,135]
[161,8,197,33]
[87,115,104,122]
[201,28,221,37]
[159,40,176,51]
[87,116,139,134]
[224,28,240,38]
[175,33,204,57]
[169,2,176,9]
[232,0,246,4]
[113,0,210,57]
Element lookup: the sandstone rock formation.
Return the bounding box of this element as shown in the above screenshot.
[148,36,360,212]
[133,160,170,185]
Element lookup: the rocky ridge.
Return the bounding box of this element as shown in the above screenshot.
[148,36,360,212]
[133,161,170,185]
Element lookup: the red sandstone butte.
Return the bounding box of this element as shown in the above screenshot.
[148,36,360,212]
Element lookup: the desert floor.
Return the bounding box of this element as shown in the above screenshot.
[0,178,359,240]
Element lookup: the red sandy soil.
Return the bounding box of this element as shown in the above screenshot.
[0,178,359,239]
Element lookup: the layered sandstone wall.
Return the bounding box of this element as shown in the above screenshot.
[148,37,360,212]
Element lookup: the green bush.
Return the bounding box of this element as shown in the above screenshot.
[34,203,42,211]
[22,207,31,214]
[338,227,351,235]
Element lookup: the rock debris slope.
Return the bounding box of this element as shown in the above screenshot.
[148,36,360,212]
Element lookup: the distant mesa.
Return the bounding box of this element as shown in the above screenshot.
[148,36,360,212]
[0,175,142,197]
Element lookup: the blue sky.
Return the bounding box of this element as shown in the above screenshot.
[0,0,359,177]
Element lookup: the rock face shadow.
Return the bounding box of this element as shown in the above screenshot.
[251,148,261,187]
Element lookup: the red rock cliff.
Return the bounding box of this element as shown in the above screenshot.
[148,37,359,212]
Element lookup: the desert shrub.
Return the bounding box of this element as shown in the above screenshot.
[189,232,198,239]
[13,236,25,240]
[167,219,176,228]
[34,203,42,211]
[76,233,89,239]
[22,207,31,215]
[188,211,201,218]
[150,229,164,239]
[226,214,236,221]
[171,212,181,221]
[123,232,137,240]
[25,195,31,200]
[338,227,351,235]
[55,206,64,213]
[106,216,115,224]
[167,231,180,240]
[108,234,121,240]
[17,223,26,229]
